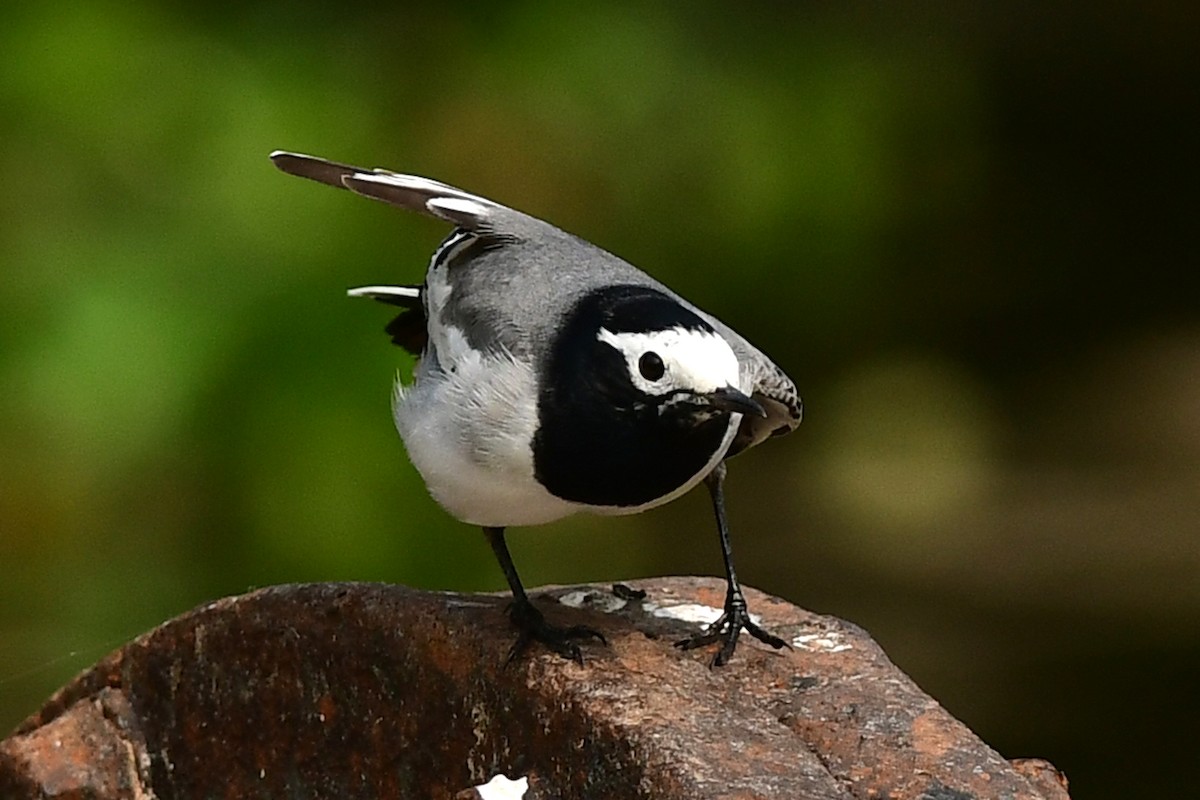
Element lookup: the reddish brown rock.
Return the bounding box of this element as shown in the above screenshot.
[0,578,1070,799]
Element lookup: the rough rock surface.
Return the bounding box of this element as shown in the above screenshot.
[0,578,1070,799]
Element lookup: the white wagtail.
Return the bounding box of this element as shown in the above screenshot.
[271,151,802,666]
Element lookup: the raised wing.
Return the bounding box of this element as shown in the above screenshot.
[270,151,514,237]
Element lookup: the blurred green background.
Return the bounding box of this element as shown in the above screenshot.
[2,3,1196,797]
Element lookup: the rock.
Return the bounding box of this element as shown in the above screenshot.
[0,578,1070,799]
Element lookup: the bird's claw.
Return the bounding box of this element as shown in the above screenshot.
[674,594,789,667]
[505,599,606,666]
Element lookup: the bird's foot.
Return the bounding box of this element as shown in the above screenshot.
[674,591,789,666]
[505,598,606,666]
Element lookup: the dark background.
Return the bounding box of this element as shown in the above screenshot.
[2,4,1196,797]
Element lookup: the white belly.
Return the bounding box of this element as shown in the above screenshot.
[394,349,582,527]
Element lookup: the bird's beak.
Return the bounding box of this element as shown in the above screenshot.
[706,386,767,418]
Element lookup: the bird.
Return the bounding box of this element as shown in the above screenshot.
[270,150,803,666]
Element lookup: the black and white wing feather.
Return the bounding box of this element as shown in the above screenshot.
[271,151,520,240]
[345,285,426,356]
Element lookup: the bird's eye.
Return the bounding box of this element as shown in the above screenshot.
[638,351,665,381]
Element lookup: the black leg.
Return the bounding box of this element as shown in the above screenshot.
[674,462,789,666]
[484,526,605,665]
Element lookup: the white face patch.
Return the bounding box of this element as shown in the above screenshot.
[596,326,742,398]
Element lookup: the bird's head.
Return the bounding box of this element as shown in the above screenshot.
[533,283,761,508]
[548,284,764,427]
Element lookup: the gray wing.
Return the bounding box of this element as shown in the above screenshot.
[271,151,534,239]
[271,150,560,360]
[272,150,637,360]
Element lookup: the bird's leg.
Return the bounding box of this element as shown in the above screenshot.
[484,526,606,665]
[674,462,790,666]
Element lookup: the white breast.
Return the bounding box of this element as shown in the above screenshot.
[393,345,582,527]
